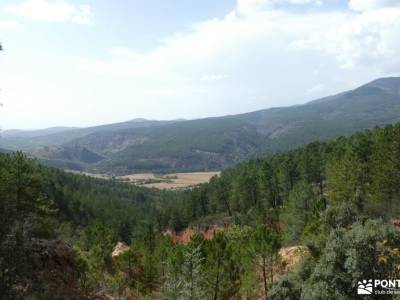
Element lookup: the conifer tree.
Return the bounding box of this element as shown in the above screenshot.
[180,244,206,300]
[252,225,281,300]
[282,181,315,243]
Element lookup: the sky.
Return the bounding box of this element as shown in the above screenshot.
[0,0,400,129]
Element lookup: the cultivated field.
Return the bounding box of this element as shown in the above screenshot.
[117,171,220,190]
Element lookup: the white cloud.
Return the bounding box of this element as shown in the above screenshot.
[8,0,93,24]
[79,4,400,76]
[200,74,230,81]
[237,0,271,15]
[60,0,400,126]
[349,0,400,12]
[2,0,400,129]
[237,0,322,15]
[0,20,23,30]
[70,4,92,25]
[290,7,400,69]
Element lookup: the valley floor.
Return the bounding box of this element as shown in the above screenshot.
[117,171,220,189]
[67,170,220,189]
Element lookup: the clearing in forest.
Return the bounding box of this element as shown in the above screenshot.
[117,171,220,189]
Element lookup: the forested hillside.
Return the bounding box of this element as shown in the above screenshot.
[0,119,177,151]
[0,153,174,299]
[157,122,400,299]
[162,122,400,230]
[2,77,400,174]
[2,123,400,299]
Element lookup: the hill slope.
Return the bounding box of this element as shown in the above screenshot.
[239,77,400,155]
[0,119,178,150]
[2,77,400,174]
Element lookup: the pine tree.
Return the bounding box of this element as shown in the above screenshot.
[369,125,400,217]
[251,225,281,300]
[282,181,315,243]
[161,247,183,300]
[180,244,206,300]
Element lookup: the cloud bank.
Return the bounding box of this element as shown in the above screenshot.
[2,0,400,128]
[0,20,23,30]
[72,1,400,85]
[8,0,93,24]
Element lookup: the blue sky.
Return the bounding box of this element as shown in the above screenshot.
[1,0,400,129]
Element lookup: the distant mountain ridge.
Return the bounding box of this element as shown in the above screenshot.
[2,127,78,138]
[2,77,400,174]
[365,77,400,95]
[1,119,178,150]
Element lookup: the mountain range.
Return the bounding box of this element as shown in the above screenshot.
[2,77,400,174]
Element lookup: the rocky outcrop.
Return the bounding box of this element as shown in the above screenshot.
[279,246,306,275]
[111,242,130,259]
